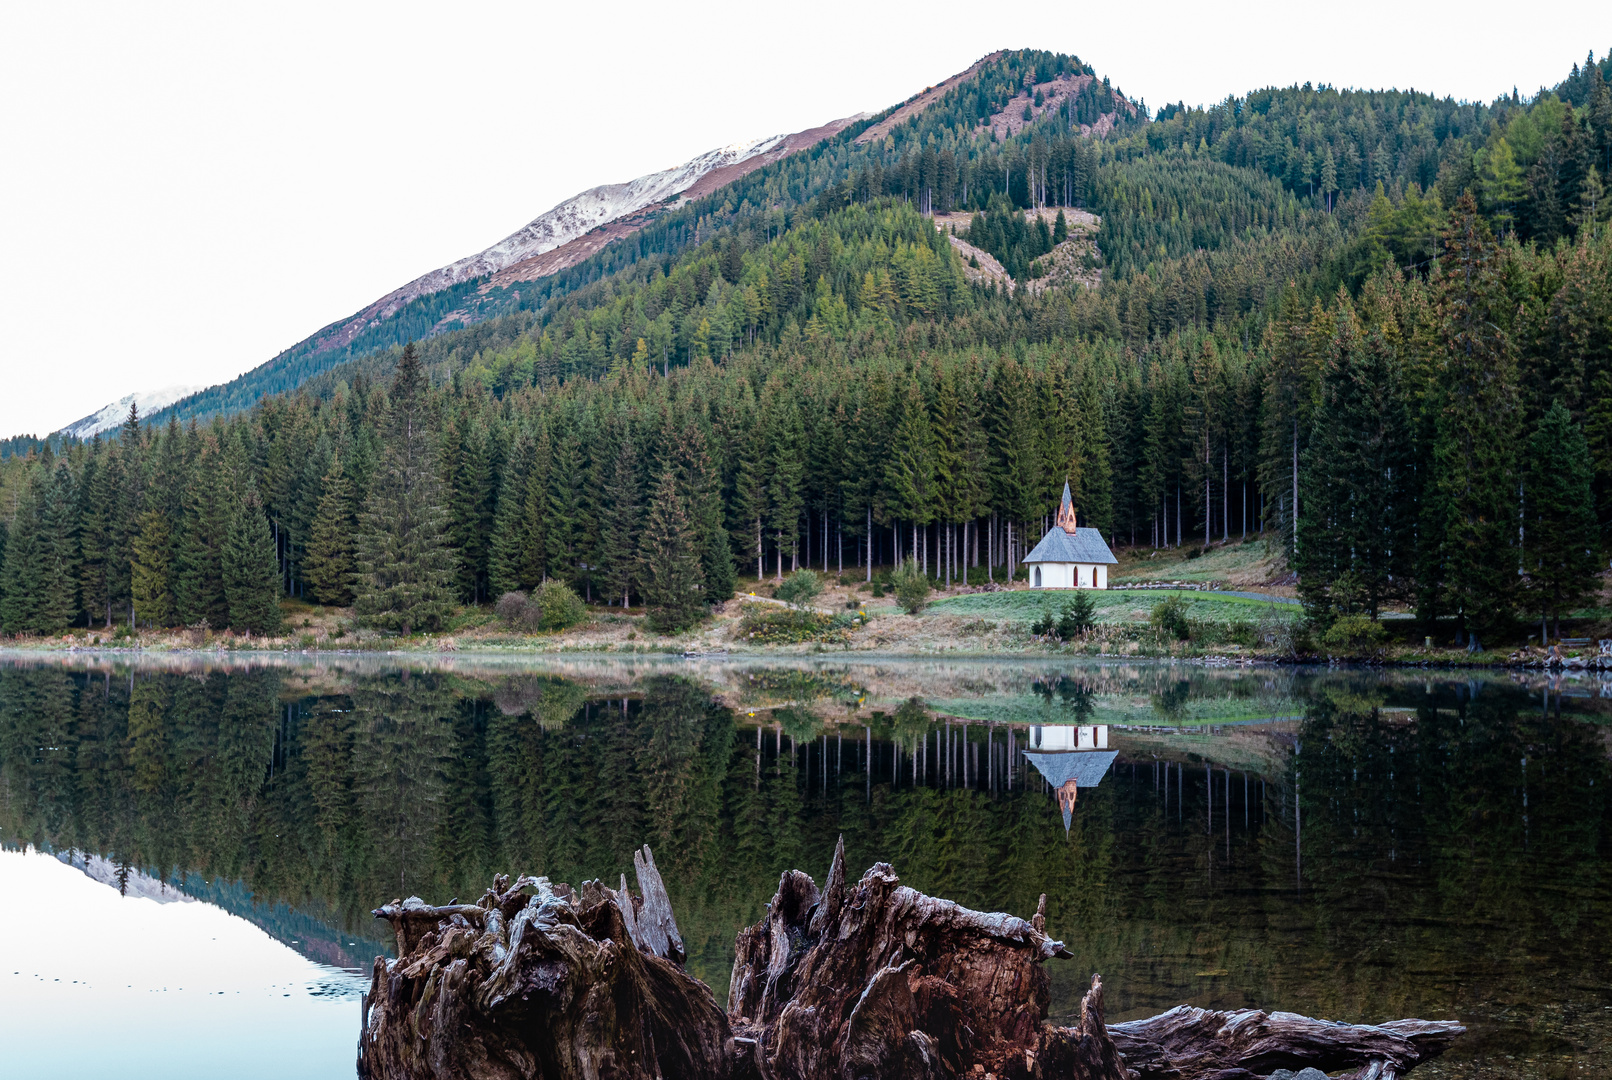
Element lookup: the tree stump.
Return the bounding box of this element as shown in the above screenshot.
[358,840,1463,1080]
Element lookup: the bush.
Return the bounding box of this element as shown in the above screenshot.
[1057,591,1097,638]
[776,570,824,609]
[496,583,587,632]
[737,604,857,644]
[495,591,528,624]
[1226,619,1257,646]
[1321,614,1387,655]
[1030,592,1098,640]
[891,564,932,614]
[1151,595,1192,640]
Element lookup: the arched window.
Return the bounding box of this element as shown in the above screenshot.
[1033,566,1042,588]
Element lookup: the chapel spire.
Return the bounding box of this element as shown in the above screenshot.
[1055,480,1077,533]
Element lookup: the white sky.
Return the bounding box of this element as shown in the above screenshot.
[0,1,1605,438]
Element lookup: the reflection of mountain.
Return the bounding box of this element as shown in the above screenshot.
[56,850,196,904]
[1023,748,1117,832]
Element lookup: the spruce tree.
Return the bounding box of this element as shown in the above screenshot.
[0,480,41,634]
[223,492,283,635]
[487,436,531,597]
[130,508,173,627]
[171,444,231,628]
[37,459,80,630]
[1523,403,1601,639]
[599,433,642,608]
[1296,309,1414,620]
[353,342,458,634]
[639,466,702,633]
[447,418,494,603]
[305,455,356,606]
[676,425,735,602]
[1418,196,1520,642]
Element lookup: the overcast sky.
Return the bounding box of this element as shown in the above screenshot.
[0,0,1605,437]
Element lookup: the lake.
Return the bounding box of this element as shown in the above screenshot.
[1,653,1608,1079]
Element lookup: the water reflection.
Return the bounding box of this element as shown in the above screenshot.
[2,653,1610,1078]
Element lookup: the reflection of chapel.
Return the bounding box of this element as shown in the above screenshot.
[1023,482,1117,590]
[1023,724,1117,833]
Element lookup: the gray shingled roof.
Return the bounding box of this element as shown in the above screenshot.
[1025,750,1118,832]
[1022,526,1117,565]
[1024,750,1118,790]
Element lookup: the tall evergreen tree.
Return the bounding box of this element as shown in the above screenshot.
[639,466,702,633]
[1418,196,1520,642]
[353,342,458,634]
[223,492,284,635]
[675,424,735,602]
[1295,307,1414,620]
[305,455,356,606]
[447,417,494,603]
[1522,402,1601,639]
[599,432,642,608]
[130,508,173,627]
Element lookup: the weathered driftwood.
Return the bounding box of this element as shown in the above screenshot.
[1108,1006,1465,1080]
[358,840,1463,1080]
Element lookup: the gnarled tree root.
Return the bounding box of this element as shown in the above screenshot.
[357,839,1463,1080]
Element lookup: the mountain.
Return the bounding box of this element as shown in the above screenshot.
[60,384,204,440]
[125,105,883,434]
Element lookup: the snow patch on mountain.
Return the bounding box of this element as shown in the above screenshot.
[61,385,204,440]
[394,135,790,300]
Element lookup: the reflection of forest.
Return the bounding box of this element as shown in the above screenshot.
[1,659,1609,1067]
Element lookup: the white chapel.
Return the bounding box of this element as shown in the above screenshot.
[1023,482,1117,589]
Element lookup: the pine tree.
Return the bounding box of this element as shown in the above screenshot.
[676,424,735,602]
[305,455,356,606]
[1522,403,1600,639]
[130,508,173,627]
[885,379,937,565]
[354,342,458,634]
[1295,308,1414,620]
[599,432,642,607]
[447,418,494,603]
[171,443,230,628]
[0,477,43,634]
[545,426,585,589]
[1418,196,1520,642]
[488,436,532,597]
[639,466,702,633]
[223,492,283,635]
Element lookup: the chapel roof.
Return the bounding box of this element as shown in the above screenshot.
[1023,526,1117,565]
[1024,750,1118,832]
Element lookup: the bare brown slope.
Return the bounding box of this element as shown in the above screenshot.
[855,50,1008,144]
[482,114,864,293]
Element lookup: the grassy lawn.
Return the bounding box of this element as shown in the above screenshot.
[927,588,1299,626]
[1112,535,1287,586]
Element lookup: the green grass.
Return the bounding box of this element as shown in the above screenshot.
[1112,535,1284,585]
[927,588,1298,626]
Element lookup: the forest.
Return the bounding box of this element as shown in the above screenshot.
[1,48,1609,642]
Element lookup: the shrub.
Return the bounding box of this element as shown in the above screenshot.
[1056,592,1097,638]
[1321,614,1387,655]
[737,604,857,644]
[497,583,587,632]
[1151,595,1192,641]
[535,580,587,631]
[1226,619,1257,646]
[776,570,824,609]
[495,591,528,624]
[891,564,932,614]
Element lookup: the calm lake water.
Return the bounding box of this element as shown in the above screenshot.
[1,653,1609,1079]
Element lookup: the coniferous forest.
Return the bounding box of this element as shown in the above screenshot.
[2,48,1611,642]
